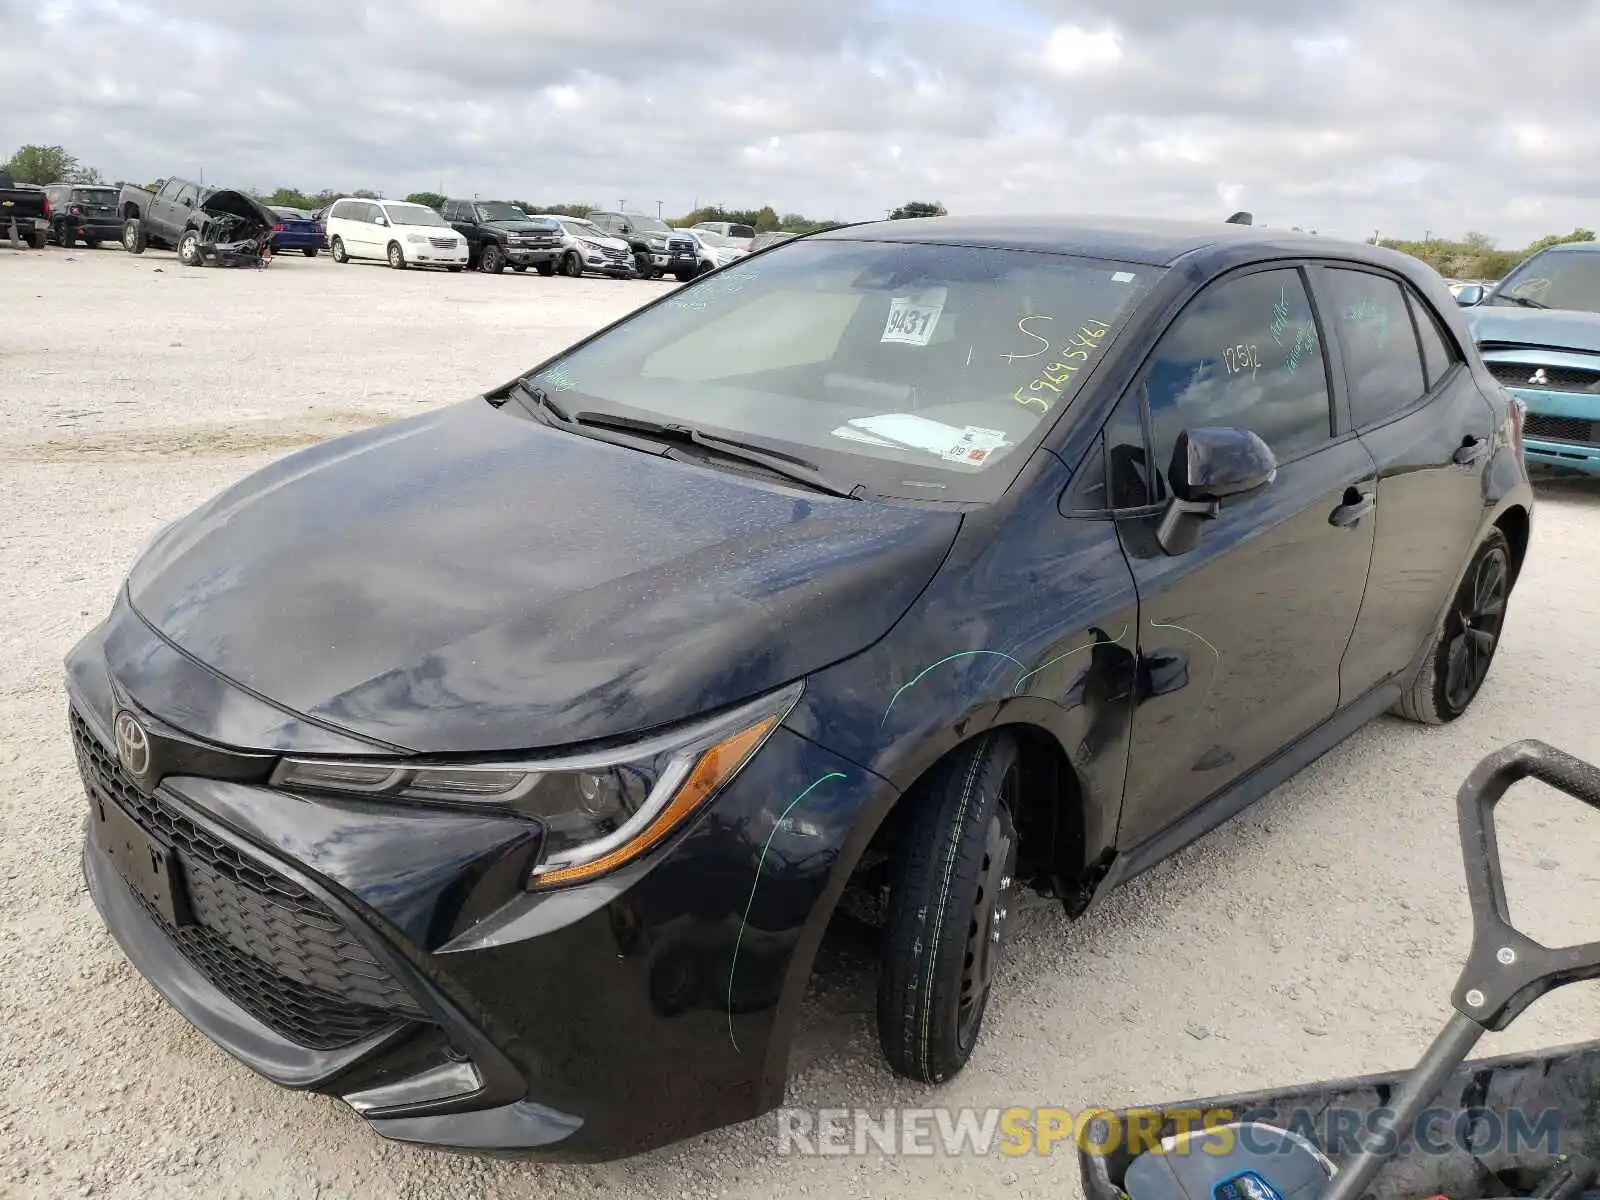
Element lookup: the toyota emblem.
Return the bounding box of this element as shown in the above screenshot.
[113,710,151,779]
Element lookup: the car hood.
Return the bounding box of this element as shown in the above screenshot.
[126,399,962,754]
[485,220,560,236]
[198,189,278,232]
[1465,305,1600,355]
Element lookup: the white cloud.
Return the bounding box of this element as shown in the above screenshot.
[1043,23,1124,74]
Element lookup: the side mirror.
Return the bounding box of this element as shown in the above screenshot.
[1156,427,1277,555]
[375,216,389,227]
[1455,284,1485,307]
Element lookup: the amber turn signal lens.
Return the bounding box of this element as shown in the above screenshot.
[532,713,779,888]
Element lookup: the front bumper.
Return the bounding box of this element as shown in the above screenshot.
[1507,385,1600,476]
[504,244,560,265]
[68,609,888,1158]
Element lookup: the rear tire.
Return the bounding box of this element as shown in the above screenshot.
[26,230,47,249]
[302,247,318,258]
[387,241,407,269]
[122,218,146,254]
[1391,529,1512,725]
[536,261,556,277]
[330,236,348,263]
[878,732,1022,1084]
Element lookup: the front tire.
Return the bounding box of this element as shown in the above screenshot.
[878,733,1022,1084]
[1392,529,1512,725]
[674,268,696,282]
[177,230,202,266]
[480,243,506,274]
[387,241,407,270]
[561,250,584,278]
[695,260,715,277]
[330,236,348,263]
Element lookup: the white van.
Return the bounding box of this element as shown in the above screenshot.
[690,221,756,251]
[325,198,469,271]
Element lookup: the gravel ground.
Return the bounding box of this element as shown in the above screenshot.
[3,244,1599,1200]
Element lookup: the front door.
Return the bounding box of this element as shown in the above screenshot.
[1110,264,1378,849]
[1316,266,1498,700]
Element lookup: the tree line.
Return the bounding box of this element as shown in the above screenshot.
[6,143,1587,277]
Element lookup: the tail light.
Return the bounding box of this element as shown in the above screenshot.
[69,204,83,216]
[41,194,51,218]
[273,223,284,232]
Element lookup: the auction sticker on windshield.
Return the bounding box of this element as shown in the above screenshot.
[881,288,947,346]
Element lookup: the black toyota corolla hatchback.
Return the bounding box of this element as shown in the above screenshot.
[69,216,1533,1159]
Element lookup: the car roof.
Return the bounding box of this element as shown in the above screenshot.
[1532,240,1600,255]
[816,214,1398,269]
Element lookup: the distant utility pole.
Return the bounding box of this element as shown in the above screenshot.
[619,198,626,211]
[656,200,663,218]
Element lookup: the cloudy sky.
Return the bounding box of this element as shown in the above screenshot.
[6,0,1599,244]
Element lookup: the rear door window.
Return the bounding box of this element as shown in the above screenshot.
[1407,289,1461,390]
[1323,269,1428,428]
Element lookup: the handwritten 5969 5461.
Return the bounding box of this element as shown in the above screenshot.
[1010,319,1112,413]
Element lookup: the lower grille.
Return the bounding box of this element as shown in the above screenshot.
[1524,413,1600,447]
[1489,361,1600,393]
[71,709,425,1051]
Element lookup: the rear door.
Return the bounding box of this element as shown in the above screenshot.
[1110,263,1379,849]
[1317,266,1496,700]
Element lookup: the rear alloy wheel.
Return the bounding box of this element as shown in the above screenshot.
[561,250,584,278]
[330,236,348,263]
[387,241,407,270]
[1393,529,1512,725]
[480,244,506,274]
[177,230,202,266]
[878,732,1022,1084]
[122,218,146,254]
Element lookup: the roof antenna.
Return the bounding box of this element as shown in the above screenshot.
[1225,211,1253,225]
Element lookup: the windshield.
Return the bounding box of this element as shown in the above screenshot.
[626,215,671,234]
[476,202,528,222]
[562,219,603,238]
[383,203,449,228]
[696,230,730,247]
[73,188,118,203]
[522,238,1158,502]
[1487,248,1600,314]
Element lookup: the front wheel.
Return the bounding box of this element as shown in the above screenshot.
[387,241,407,270]
[177,230,202,266]
[330,236,348,263]
[1392,528,1512,725]
[878,732,1022,1084]
[561,251,584,278]
[480,243,506,274]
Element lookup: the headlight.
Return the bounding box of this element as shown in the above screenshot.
[406,233,427,243]
[270,682,800,889]
[581,239,606,251]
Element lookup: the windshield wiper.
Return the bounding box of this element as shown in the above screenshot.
[502,380,680,458]
[574,413,871,500]
[1493,293,1548,309]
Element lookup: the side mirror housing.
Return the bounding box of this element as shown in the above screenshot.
[374,215,389,227]
[1156,427,1277,555]
[1455,284,1485,307]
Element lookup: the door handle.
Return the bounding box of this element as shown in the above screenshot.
[1454,436,1489,465]
[1330,488,1376,528]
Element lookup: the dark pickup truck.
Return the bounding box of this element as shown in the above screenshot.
[118,176,206,252]
[0,170,51,248]
[585,211,699,280]
[440,199,564,273]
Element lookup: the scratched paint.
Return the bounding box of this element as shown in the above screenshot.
[879,650,1025,729]
[1010,625,1129,695]
[727,771,847,1053]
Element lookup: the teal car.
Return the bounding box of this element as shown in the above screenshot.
[1456,241,1600,476]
